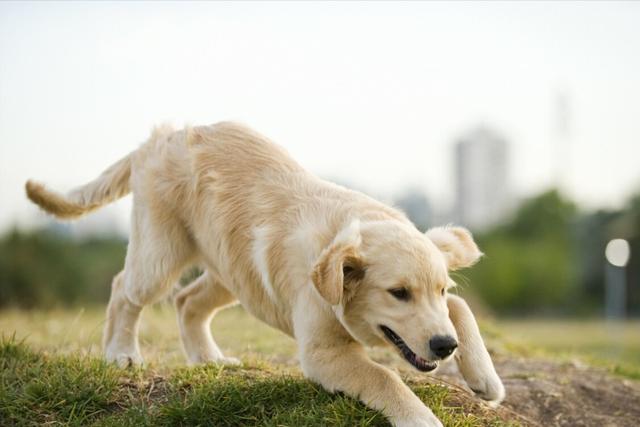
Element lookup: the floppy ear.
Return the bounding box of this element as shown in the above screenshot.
[311,220,365,305]
[425,226,483,271]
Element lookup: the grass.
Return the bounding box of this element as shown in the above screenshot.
[2,305,638,425]
[0,305,298,367]
[496,318,640,380]
[2,305,637,377]
[0,337,121,426]
[0,337,514,426]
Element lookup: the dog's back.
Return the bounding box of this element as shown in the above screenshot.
[25,121,403,332]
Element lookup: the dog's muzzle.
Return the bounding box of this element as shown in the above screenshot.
[380,325,438,372]
[429,335,458,359]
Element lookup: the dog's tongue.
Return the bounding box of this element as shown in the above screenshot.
[412,355,438,372]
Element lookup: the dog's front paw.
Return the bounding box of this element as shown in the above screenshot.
[394,411,443,427]
[213,356,241,366]
[187,351,242,366]
[468,373,505,407]
[395,419,443,427]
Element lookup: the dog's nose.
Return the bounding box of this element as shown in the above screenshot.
[429,335,458,359]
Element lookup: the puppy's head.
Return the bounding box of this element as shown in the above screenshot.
[311,220,481,372]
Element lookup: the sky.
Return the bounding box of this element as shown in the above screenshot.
[1,1,639,233]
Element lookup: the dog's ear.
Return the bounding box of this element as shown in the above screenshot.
[311,220,365,305]
[425,226,483,271]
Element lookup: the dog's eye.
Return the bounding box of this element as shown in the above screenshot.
[441,288,446,296]
[388,288,411,301]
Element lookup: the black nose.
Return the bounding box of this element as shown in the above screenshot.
[429,335,458,359]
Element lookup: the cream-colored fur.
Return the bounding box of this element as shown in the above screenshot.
[25,122,504,427]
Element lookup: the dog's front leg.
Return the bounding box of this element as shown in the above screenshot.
[447,294,505,405]
[300,339,443,427]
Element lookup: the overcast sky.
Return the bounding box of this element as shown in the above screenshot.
[1,1,639,233]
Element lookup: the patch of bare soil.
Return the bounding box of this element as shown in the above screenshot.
[431,355,640,427]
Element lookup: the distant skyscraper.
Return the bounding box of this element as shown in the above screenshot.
[454,126,510,231]
[394,188,432,232]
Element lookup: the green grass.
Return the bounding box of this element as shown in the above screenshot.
[0,338,514,426]
[0,305,298,367]
[0,337,121,426]
[3,305,636,375]
[496,318,640,380]
[2,305,638,425]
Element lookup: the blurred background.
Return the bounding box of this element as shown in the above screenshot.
[0,2,638,372]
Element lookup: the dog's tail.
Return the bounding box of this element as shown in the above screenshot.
[25,152,133,220]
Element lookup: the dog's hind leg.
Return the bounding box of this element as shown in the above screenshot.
[175,271,239,365]
[103,204,196,368]
[103,271,144,368]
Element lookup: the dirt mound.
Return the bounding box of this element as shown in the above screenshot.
[431,355,640,426]
[498,356,640,427]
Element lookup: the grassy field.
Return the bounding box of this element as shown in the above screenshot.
[1,336,522,427]
[0,305,297,367]
[495,318,640,379]
[1,305,637,372]
[0,305,522,426]
[1,305,638,426]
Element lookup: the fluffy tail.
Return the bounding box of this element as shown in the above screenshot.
[25,152,133,220]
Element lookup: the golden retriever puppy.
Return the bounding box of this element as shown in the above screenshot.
[26,122,504,427]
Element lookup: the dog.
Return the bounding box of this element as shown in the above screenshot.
[26,122,504,427]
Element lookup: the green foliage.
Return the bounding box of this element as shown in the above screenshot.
[466,190,580,314]
[466,187,640,315]
[0,229,126,308]
[504,190,577,239]
[3,186,639,314]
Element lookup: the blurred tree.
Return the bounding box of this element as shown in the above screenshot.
[626,193,640,315]
[574,209,621,313]
[465,190,580,314]
[464,188,640,316]
[573,191,640,316]
[0,229,126,308]
[2,188,639,314]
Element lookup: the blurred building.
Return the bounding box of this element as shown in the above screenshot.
[454,126,510,231]
[394,189,432,231]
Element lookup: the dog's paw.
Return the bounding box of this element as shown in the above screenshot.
[109,352,144,369]
[468,374,505,407]
[213,356,241,366]
[395,418,443,427]
[394,411,443,427]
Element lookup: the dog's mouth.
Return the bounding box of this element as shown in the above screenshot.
[379,325,438,372]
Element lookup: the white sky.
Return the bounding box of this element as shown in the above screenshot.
[1,1,639,233]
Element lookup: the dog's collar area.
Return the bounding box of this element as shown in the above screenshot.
[379,325,438,372]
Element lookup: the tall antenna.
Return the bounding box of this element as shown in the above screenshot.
[553,87,571,191]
